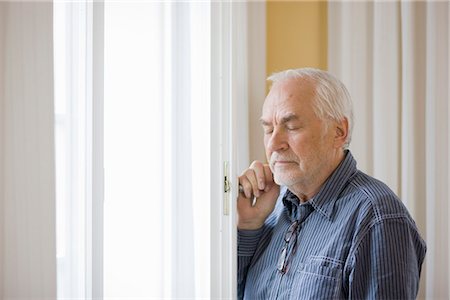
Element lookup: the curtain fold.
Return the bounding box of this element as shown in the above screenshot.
[0,2,56,298]
[0,2,5,296]
[423,1,449,296]
[372,2,401,194]
[329,2,449,299]
[170,3,195,297]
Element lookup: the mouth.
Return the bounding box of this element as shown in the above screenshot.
[273,161,297,167]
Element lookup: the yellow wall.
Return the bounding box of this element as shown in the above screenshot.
[266,0,328,78]
[249,1,328,162]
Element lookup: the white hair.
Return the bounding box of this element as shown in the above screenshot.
[267,68,354,149]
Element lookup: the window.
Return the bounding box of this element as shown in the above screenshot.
[54,2,91,298]
[54,1,218,298]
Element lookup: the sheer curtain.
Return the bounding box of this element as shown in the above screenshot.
[0,1,243,298]
[0,2,56,298]
[1,1,212,299]
[328,2,449,299]
[54,1,212,298]
[103,1,210,298]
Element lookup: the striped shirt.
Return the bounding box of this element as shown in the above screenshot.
[238,151,426,299]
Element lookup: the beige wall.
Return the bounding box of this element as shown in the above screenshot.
[249,0,328,162]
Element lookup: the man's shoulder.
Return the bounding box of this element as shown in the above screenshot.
[339,171,426,256]
[343,170,427,267]
[345,170,412,222]
[347,171,412,225]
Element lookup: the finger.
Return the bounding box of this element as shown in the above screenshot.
[250,161,266,191]
[243,169,261,198]
[238,176,253,199]
[263,164,274,192]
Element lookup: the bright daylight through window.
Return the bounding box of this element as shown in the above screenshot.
[54,2,91,298]
[54,1,211,298]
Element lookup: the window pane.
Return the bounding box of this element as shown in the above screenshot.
[54,2,88,298]
[104,2,164,297]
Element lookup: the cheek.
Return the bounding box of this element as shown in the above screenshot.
[263,137,271,158]
[288,135,320,159]
[288,135,306,153]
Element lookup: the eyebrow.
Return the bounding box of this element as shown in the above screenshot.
[259,113,299,126]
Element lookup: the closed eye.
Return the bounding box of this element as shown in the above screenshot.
[263,127,273,134]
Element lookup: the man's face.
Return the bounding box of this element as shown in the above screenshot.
[261,78,337,188]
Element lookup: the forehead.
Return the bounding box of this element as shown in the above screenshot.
[262,78,316,119]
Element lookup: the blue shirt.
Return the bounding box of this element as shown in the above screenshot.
[238,151,426,299]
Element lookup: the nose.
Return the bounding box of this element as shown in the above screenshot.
[265,127,288,153]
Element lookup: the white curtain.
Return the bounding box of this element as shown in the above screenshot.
[329,1,449,299]
[0,1,213,299]
[103,1,211,298]
[0,2,56,299]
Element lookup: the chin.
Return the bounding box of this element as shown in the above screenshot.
[274,174,300,187]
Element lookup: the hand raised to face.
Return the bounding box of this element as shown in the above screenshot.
[237,161,280,230]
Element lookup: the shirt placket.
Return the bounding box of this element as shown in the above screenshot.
[270,200,314,299]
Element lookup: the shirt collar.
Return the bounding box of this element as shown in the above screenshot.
[282,150,358,221]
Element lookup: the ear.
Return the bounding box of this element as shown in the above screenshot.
[334,117,349,149]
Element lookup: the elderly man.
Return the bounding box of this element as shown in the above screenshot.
[237,68,426,299]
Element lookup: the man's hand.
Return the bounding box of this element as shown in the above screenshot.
[237,161,280,230]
